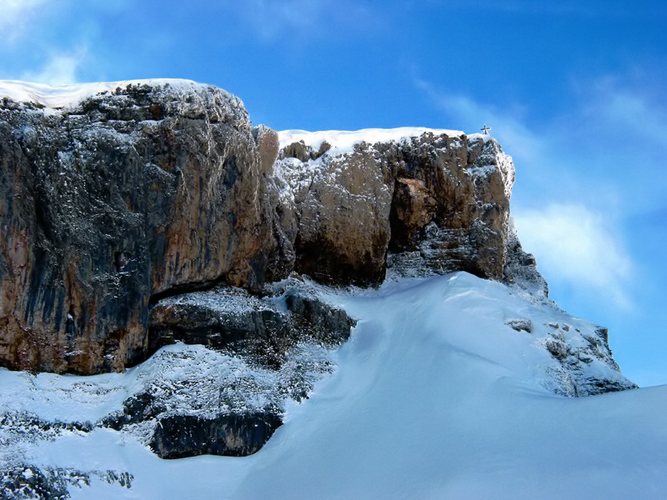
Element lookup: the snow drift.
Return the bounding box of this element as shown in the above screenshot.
[2,273,659,500]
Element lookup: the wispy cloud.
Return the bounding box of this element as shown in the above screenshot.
[425,0,651,18]
[514,204,633,309]
[20,51,86,85]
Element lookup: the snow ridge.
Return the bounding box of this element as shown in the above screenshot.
[278,127,465,157]
[0,79,204,109]
[0,273,650,500]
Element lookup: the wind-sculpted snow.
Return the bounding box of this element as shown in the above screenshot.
[0,273,649,499]
[0,79,209,110]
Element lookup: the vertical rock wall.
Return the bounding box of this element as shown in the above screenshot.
[272,132,516,285]
[0,82,519,374]
[0,82,274,373]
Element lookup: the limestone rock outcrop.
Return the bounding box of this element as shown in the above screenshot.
[148,284,355,369]
[0,81,594,377]
[272,143,394,285]
[0,81,274,373]
[273,131,516,285]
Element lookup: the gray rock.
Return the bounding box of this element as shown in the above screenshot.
[542,323,637,396]
[506,319,533,333]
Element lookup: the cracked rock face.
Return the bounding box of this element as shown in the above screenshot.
[0,82,274,374]
[274,132,516,285]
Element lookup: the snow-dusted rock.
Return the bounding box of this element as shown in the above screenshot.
[0,80,275,374]
[274,130,516,285]
[148,282,355,369]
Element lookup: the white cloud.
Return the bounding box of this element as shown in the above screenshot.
[0,0,46,41]
[427,0,636,17]
[411,72,667,316]
[21,52,84,85]
[576,76,667,147]
[514,204,633,309]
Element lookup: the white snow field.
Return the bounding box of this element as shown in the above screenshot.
[2,273,667,499]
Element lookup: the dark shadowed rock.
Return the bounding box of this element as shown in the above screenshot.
[0,464,133,499]
[148,285,356,369]
[150,412,282,459]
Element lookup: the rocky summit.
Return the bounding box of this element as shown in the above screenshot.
[0,80,535,375]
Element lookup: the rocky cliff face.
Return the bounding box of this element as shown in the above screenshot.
[0,81,276,373]
[0,82,526,374]
[271,129,515,285]
[0,81,637,483]
[0,80,625,395]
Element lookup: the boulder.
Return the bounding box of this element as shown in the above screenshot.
[150,412,282,459]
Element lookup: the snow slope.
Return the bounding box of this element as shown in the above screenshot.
[2,273,666,499]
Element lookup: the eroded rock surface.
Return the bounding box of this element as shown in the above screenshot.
[150,412,282,459]
[0,81,274,373]
[274,131,516,285]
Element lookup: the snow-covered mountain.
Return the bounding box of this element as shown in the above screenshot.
[0,80,662,499]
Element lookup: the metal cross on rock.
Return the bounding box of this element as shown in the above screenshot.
[480,124,491,135]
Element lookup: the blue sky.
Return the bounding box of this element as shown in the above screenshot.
[1,0,666,386]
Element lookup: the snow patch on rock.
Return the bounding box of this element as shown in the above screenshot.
[0,79,205,110]
[278,127,465,157]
